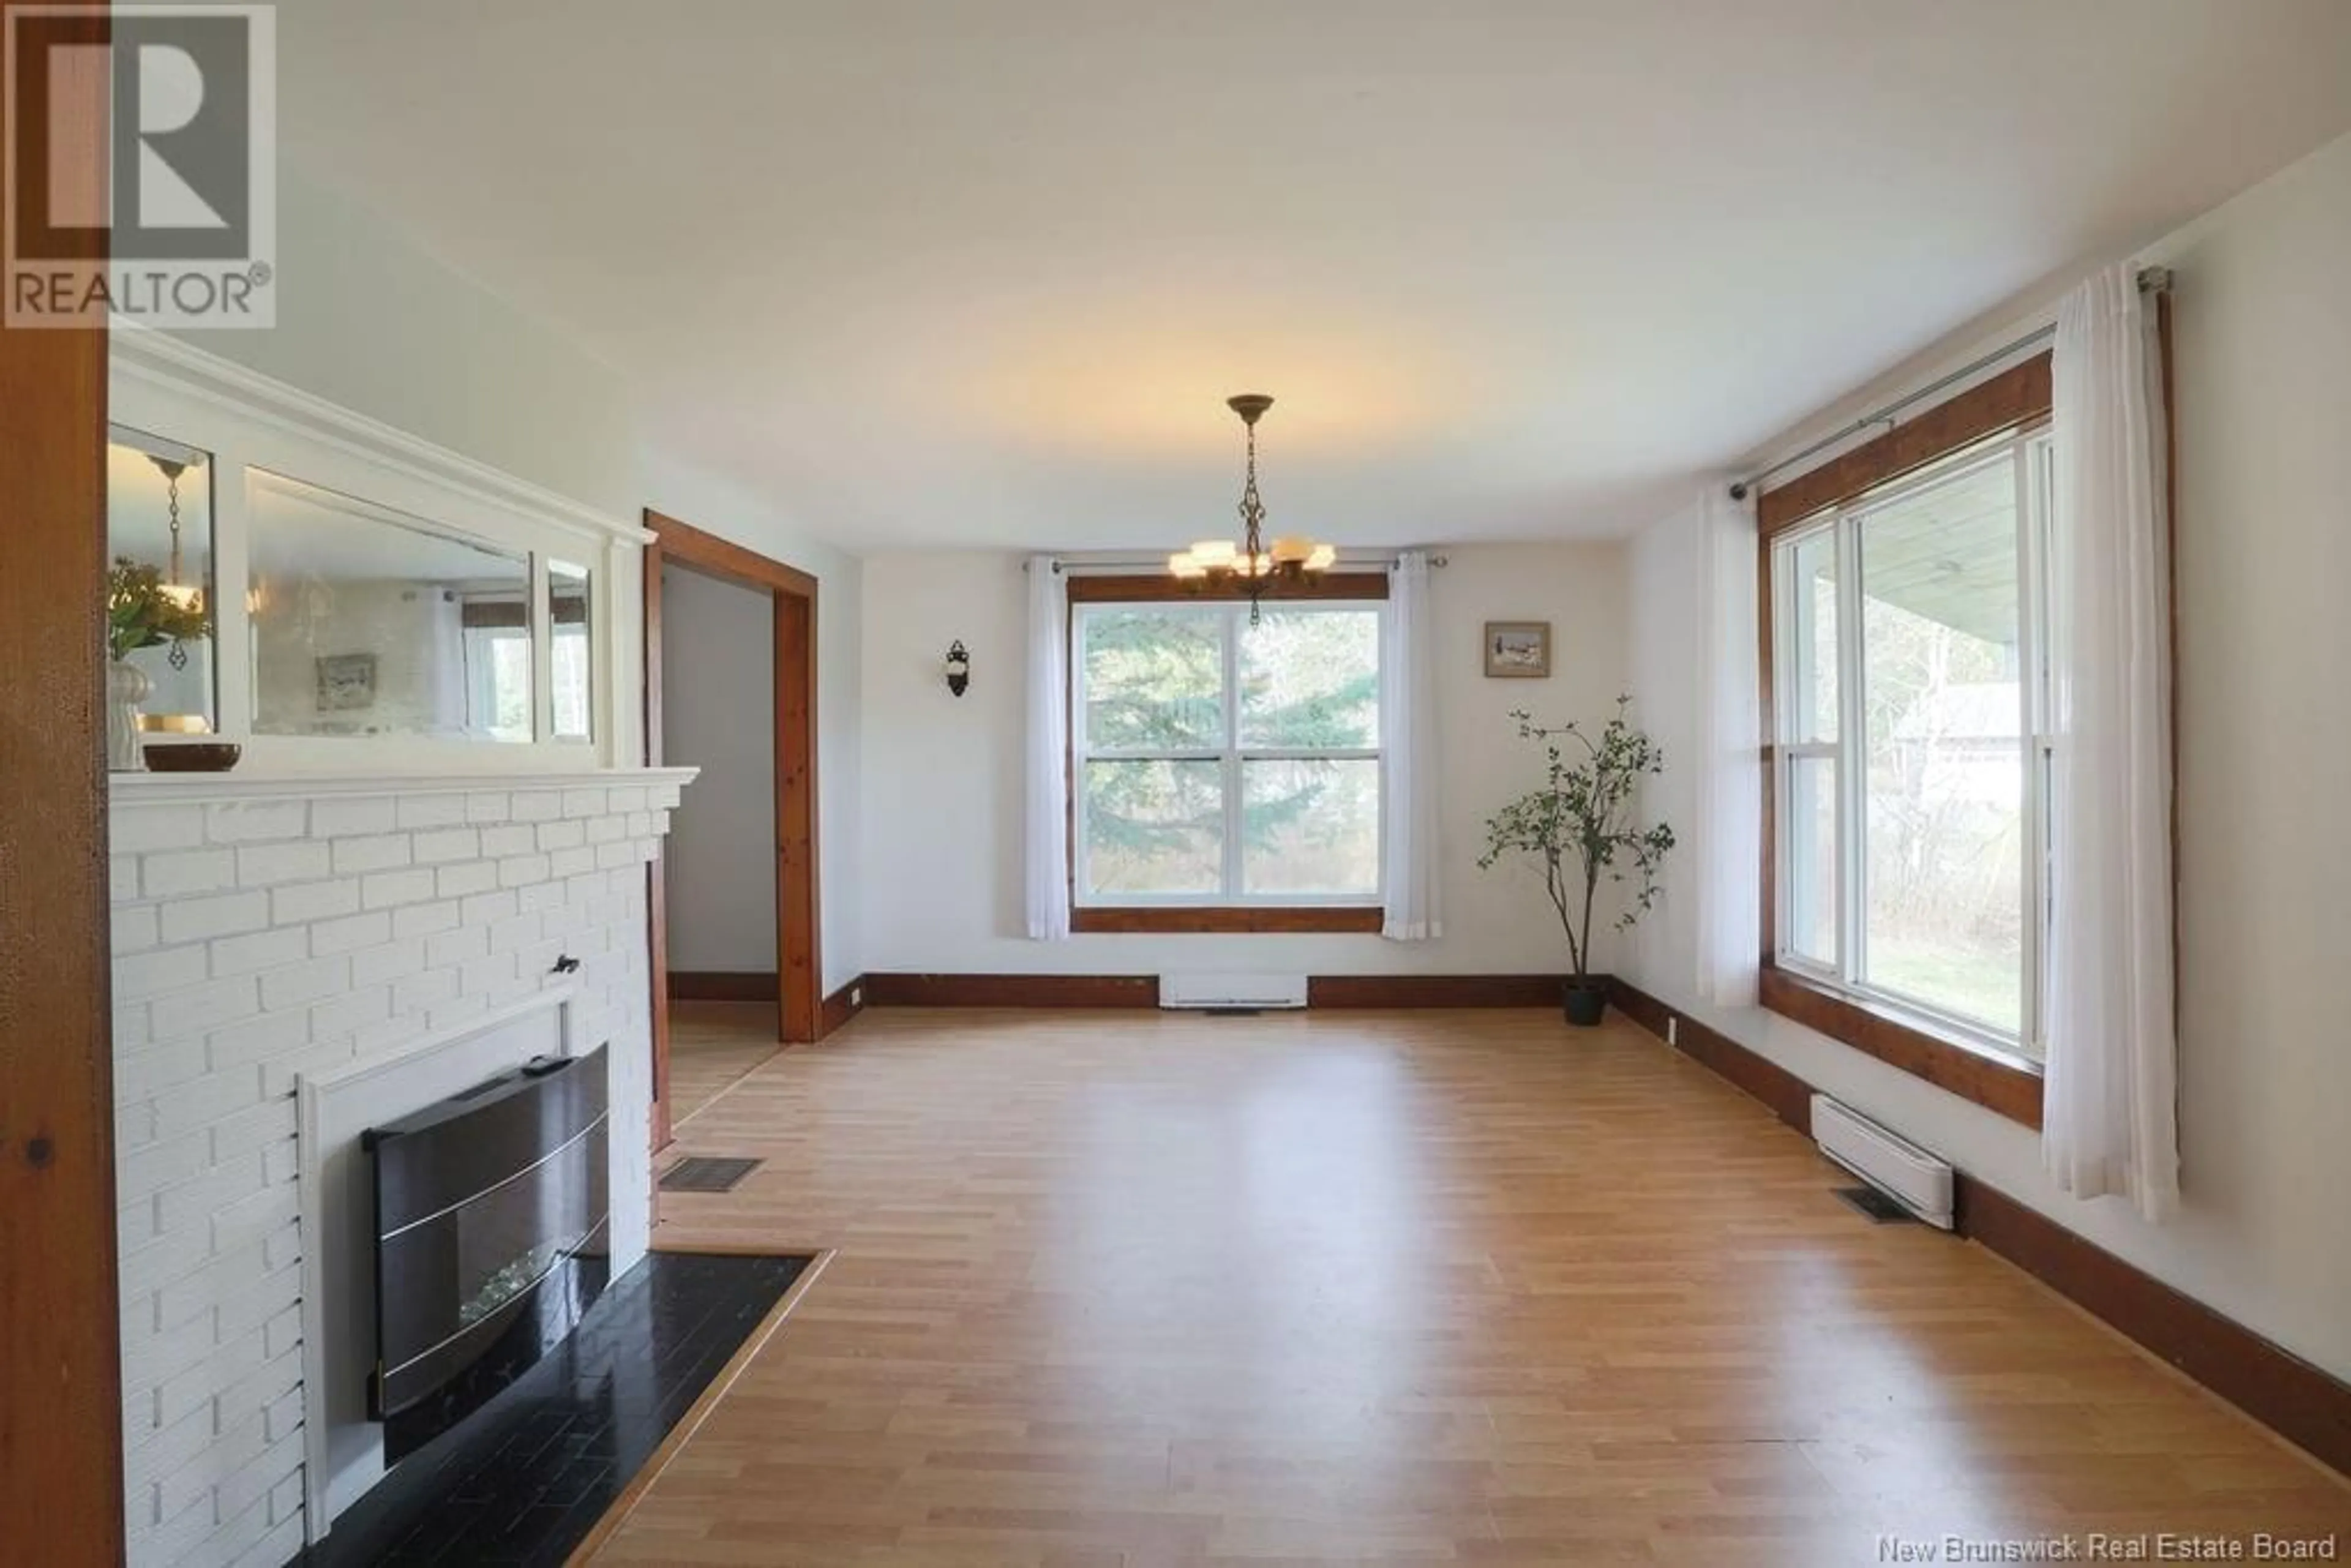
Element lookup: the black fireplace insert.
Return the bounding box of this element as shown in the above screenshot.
[364,1045,610,1460]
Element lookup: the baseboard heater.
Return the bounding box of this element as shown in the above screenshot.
[1158,973,1308,1010]
[1811,1093,1954,1229]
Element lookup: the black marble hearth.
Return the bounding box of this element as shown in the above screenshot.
[293,1251,809,1568]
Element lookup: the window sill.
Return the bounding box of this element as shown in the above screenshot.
[1758,964,2045,1129]
[1071,906,1385,935]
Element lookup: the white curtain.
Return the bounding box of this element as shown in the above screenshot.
[2044,264,2179,1221]
[1695,487,1762,1007]
[1023,555,1071,940]
[1381,550,1441,940]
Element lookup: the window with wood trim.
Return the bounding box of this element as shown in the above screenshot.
[1770,427,2054,1060]
[1758,353,2056,1120]
[1068,577,1385,931]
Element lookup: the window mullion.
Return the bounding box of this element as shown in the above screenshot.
[2019,434,2051,1052]
[1835,510,1867,988]
[1769,539,1794,962]
[1226,608,1246,901]
[1240,747,1379,762]
[1072,606,1091,902]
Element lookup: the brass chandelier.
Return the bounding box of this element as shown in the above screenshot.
[1168,393,1335,621]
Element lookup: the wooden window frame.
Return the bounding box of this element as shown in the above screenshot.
[1065,572,1389,936]
[1757,354,2055,1128]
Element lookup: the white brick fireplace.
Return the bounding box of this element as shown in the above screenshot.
[108,770,692,1568]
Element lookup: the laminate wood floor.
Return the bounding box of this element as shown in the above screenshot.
[667,1000,784,1128]
[606,1007,2350,1566]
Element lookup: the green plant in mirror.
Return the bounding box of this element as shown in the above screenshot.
[1478,696,1676,984]
[106,556,211,664]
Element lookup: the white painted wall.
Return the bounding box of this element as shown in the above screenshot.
[857,545,1632,977]
[174,165,639,517]
[661,566,778,973]
[1622,127,2351,1382]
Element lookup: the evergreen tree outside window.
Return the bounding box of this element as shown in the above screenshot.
[1074,601,1382,903]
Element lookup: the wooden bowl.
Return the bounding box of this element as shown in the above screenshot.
[143,741,242,773]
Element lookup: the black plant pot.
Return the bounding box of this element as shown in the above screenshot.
[1562,980,1607,1028]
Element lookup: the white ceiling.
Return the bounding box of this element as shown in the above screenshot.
[279,1,2351,553]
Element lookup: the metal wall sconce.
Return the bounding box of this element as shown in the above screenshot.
[944,640,970,697]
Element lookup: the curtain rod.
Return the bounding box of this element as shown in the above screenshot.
[1728,265,2172,501]
[1027,551,1448,574]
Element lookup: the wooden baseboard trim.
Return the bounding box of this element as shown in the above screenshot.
[1955,1179,2351,1477]
[817,978,864,1038]
[1308,973,1568,1008]
[1606,977,2351,1479]
[861,973,1159,1008]
[857,972,1591,1010]
[1607,978,1812,1133]
[669,970,779,1003]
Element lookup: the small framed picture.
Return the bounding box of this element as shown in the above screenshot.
[1483,621,1551,678]
[316,652,378,711]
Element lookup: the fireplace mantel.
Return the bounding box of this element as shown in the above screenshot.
[111,765,700,808]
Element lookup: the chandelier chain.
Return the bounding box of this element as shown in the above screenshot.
[165,467,190,669]
[1167,392,1330,628]
[1238,421,1265,557]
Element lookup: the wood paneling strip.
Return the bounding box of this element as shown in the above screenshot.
[861,973,1160,1008]
[643,510,818,598]
[772,587,819,1045]
[1607,978,1812,1131]
[668,972,781,1003]
[1758,967,2044,1128]
[643,536,672,1152]
[816,979,862,1039]
[1957,1178,2351,1479]
[1074,906,1384,936]
[854,972,1584,1011]
[1065,571,1389,604]
[1757,351,2052,535]
[1307,973,1566,1009]
[0,1,127,1553]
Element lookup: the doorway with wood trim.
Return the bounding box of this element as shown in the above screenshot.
[642,511,820,1152]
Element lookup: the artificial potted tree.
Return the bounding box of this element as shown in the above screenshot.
[1479,697,1674,1026]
